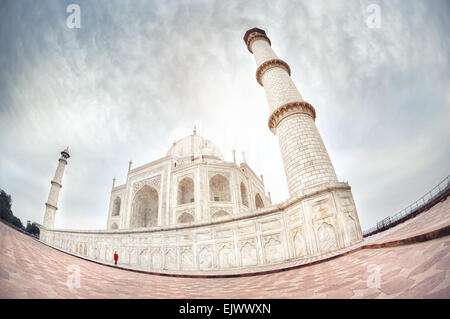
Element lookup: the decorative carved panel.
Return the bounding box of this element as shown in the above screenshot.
[180,247,195,270]
[292,228,307,257]
[344,213,359,244]
[317,222,337,253]
[217,242,235,268]
[260,219,281,232]
[216,228,233,238]
[312,198,334,221]
[198,246,213,270]
[238,224,256,235]
[138,248,150,267]
[165,249,177,270]
[132,175,161,195]
[196,232,212,240]
[151,249,162,269]
[240,239,258,266]
[263,234,284,264]
[210,207,232,215]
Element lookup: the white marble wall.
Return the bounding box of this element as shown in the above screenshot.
[39,182,362,272]
[106,159,270,231]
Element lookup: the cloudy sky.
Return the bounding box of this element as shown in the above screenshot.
[0,0,448,231]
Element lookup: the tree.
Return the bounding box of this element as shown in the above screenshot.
[0,188,25,230]
[11,216,23,229]
[26,221,40,236]
[0,189,14,223]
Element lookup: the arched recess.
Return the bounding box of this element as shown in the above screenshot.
[209,174,231,202]
[130,185,159,228]
[241,242,258,266]
[264,238,283,263]
[111,222,118,230]
[112,197,121,216]
[293,231,307,257]
[177,177,195,205]
[317,222,338,253]
[240,182,249,207]
[345,214,359,244]
[178,212,194,224]
[212,210,230,220]
[255,193,264,209]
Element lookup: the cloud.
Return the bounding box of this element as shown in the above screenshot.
[0,0,449,230]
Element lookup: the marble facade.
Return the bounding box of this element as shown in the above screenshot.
[38,28,363,273]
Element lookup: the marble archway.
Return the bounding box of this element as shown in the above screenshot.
[130,185,159,228]
[255,193,264,209]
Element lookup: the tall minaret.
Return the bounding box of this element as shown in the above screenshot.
[244,28,338,197]
[43,147,70,229]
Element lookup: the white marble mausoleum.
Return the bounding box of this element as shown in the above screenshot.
[38,28,363,273]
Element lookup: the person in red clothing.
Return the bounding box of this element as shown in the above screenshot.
[114,251,119,265]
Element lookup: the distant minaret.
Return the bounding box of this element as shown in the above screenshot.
[244,28,338,197]
[43,147,70,229]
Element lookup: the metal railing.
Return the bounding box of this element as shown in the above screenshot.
[363,174,450,237]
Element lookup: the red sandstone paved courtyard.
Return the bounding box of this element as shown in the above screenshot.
[0,198,449,299]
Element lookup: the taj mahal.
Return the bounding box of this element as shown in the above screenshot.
[38,28,363,272]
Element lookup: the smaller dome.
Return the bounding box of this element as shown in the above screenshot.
[167,134,223,163]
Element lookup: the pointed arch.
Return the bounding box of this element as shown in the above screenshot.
[264,238,283,263]
[345,214,359,244]
[198,247,213,270]
[255,193,264,209]
[111,222,118,230]
[130,185,159,228]
[209,174,231,202]
[241,242,258,266]
[177,177,195,205]
[112,197,121,216]
[240,182,249,207]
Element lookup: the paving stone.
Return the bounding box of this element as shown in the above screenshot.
[1,197,449,299]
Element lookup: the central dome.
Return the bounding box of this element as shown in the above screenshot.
[167,134,224,162]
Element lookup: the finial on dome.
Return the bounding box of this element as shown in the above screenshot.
[193,125,197,136]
